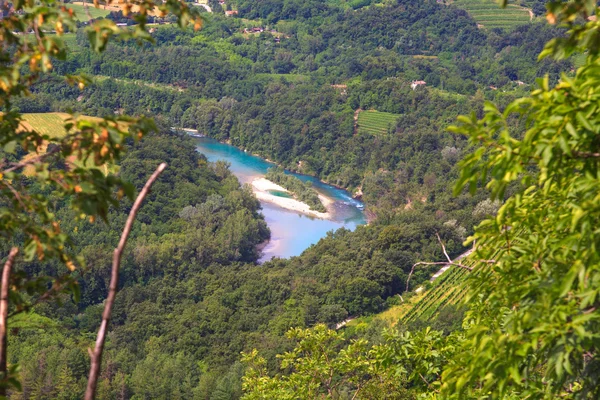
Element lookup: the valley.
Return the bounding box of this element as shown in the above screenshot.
[0,0,597,398]
[194,137,366,261]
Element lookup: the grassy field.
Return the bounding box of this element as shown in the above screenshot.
[255,73,308,83]
[357,110,400,136]
[412,55,438,60]
[453,0,531,30]
[66,3,111,21]
[69,2,163,20]
[20,113,111,174]
[94,75,185,92]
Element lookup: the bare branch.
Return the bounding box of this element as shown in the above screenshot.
[85,163,166,400]
[418,372,439,392]
[7,278,70,319]
[572,151,600,159]
[2,181,26,209]
[83,0,93,22]
[405,234,475,292]
[436,232,452,263]
[350,383,362,400]
[2,145,61,174]
[0,247,18,397]
[406,261,474,291]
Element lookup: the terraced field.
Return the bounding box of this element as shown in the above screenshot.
[69,2,165,20]
[60,33,78,48]
[339,246,495,331]
[344,263,472,330]
[357,110,400,136]
[400,264,472,324]
[21,113,72,138]
[454,0,531,30]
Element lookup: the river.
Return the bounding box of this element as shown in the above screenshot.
[194,137,367,262]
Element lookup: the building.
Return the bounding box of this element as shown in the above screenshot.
[330,84,348,95]
[411,80,426,90]
[243,27,265,34]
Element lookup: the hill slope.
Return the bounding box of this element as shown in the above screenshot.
[453,0,531,29]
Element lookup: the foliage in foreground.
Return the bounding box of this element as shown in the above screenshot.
[442,17,600,400]
[0,0,203,394]
[242,324,460,400]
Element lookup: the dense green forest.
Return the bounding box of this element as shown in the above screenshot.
[18,0,571,218]
[6,129,471,397]
[1,0,598,398]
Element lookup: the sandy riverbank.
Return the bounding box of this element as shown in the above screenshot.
[251,178,333,220]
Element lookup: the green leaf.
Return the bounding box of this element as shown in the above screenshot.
[3,141,16,153]
[559,265,578,297]
[575,111,593,132]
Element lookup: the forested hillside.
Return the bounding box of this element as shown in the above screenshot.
[19,0,570,213]
[1,0,598,398]
[7,131,273,397]
[5,129,471,397]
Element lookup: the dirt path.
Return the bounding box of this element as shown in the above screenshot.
[429,247,474,282]
[335,316,356,330]
[353,108,362,135]
[197,3,212,13]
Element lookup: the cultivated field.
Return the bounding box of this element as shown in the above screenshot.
[60,33,78,48]
[69,2,163,20]
[357,110,400,136]
[454,0,531,30]
[67,3,111,21]
[399,264,472,324]
[344,262,472,329]
[20,113,110,174]
[21,113,73,138]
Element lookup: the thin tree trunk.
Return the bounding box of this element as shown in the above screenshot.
[0,247,18,397]
[85,163,166,400]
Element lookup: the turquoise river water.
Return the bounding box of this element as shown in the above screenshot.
[195,137,367,262]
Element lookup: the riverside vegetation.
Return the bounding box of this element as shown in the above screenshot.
[264,167,326,212]
[1,0,599,398]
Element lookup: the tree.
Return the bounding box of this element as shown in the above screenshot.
[243,1,600,398]
[241,324,411,400]
[0,0,203,395]
[440,1,600,397]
